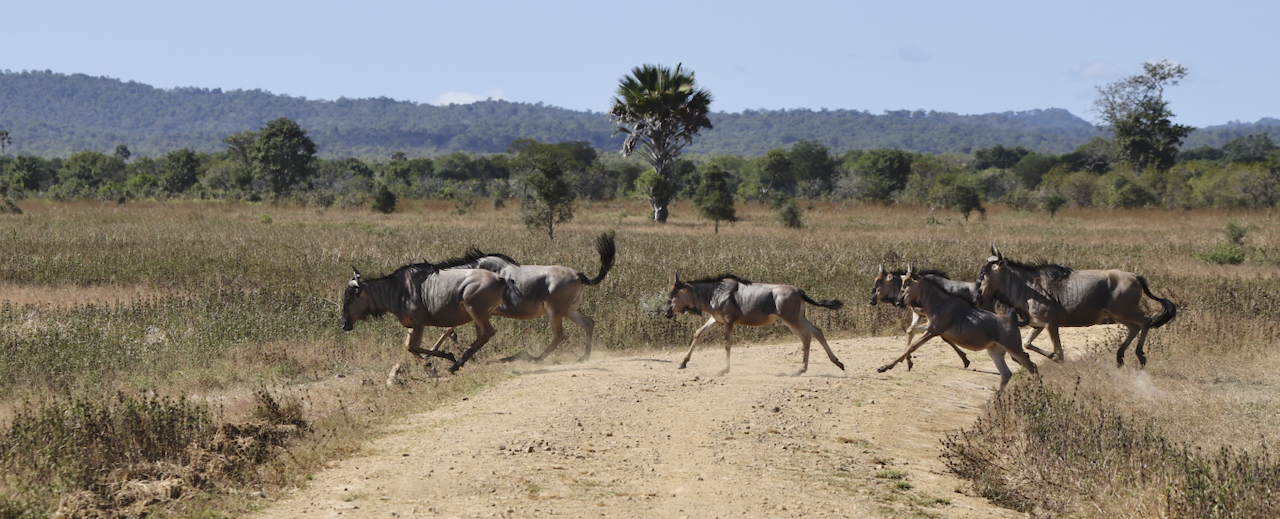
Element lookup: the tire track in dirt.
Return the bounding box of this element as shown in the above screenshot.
[257,336,1036,518]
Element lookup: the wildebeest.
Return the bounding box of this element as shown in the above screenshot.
[430,231,616,363]
[664,273,845,376]
[341,259,508,374]
[878,266,1037,391]
[869,264,976,369]
[976,245,1176,367]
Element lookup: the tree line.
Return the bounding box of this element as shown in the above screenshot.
[11,69,1277,160]
[3,62,1278,232]
[1,117,1275,221]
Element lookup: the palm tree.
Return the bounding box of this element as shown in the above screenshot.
[609,64,713,223]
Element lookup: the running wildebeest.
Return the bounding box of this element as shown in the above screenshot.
[341,259,509,374]
[878,265,1037,391]
[976,245,1177,367]
[429,231,616,363]
[664,273,845,376]
[869,264,976,370]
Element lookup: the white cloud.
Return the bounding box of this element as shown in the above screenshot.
[1075,61,1121,80]
[896,46,929,64]
[433,88,506,105]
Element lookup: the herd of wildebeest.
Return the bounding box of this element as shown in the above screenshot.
[341,232,1176,390]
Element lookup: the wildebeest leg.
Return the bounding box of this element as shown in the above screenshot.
[1133,325,1151,367]
[1040,326,1066,363]
[878,331,937,373]
[987,348,1013,391]
[1024,326,1043,351]
[719,321,734,376]
[904,313,925,371]
[678,317,719,370]
[905,313,925,345]
[532,309,567,362]
[565,309,595,363]
[407,326,458,364]
[450,316,497,374]
[944,339,971,369]
[784,320,812,376]
[799,318,843,375]
[1113,323,1142,368]
[426,327,461,363]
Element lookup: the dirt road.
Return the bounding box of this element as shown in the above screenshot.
[256,335,1040,518]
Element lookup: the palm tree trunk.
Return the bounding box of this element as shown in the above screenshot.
[651,197,670,223]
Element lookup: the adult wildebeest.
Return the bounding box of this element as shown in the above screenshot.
[341,259,508,374]
[878,266,1037,391]
[869,264,977,369]
[976,245,1176,367]
[430,231,616,363]
[664,273,845,376]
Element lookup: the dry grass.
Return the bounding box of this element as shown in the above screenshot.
[2,198,1279,517]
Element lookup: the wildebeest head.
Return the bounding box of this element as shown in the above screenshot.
[664,271,699,318]
[975,245,1007,306]
[893,264,925,308]
[341,267,374,331]
[869,264,904,307]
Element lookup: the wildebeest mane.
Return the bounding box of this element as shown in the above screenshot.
[684,273,753,285]
[889,268,949,278]
[1002,258,1073,282]
[915,275,974,306]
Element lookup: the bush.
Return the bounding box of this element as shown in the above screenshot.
[772,195,803,228]
[372,184,397,213]
[1195,243,1246,265]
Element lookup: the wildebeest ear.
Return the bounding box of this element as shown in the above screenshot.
[349,266,362,287]
[673,270,682,286]
[905,263,914,278]
[878,264,886,274]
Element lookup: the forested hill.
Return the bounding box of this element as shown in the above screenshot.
[1,70,1273,159]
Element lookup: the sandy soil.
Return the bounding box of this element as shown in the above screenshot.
[253,332,1070,519]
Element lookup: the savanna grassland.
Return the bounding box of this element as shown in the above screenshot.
[2,198,1279,518]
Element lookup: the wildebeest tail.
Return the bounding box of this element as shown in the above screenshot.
[578,231,617,286]
[1138,276,1177,328]
[800,291,844,310]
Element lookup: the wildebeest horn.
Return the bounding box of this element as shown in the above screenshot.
[674,270,682,285]
[878,263,886,274]
[349,266,362,287]
[906,263,913,276]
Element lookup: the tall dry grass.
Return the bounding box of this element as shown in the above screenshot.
[1,198,1279,516]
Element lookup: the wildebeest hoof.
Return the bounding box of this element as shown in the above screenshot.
[575,354,590,363]
[448,363,462,374]
[717,369,730,376]
[876,365,891,373]
[677,363,688,370]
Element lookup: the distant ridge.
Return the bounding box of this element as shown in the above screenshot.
[0,70,1273,159]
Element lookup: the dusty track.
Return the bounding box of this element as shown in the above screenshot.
[256,334,1056,518]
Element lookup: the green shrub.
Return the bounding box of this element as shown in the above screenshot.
[773,196,803,228]
[372,184,397,213]
[1195,243,1246,265]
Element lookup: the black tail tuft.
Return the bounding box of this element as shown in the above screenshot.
[801,291,843,310]
[580,231,616,286]
[1138,276,1177,328]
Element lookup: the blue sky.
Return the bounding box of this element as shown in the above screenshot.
[3,0,1275,128]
